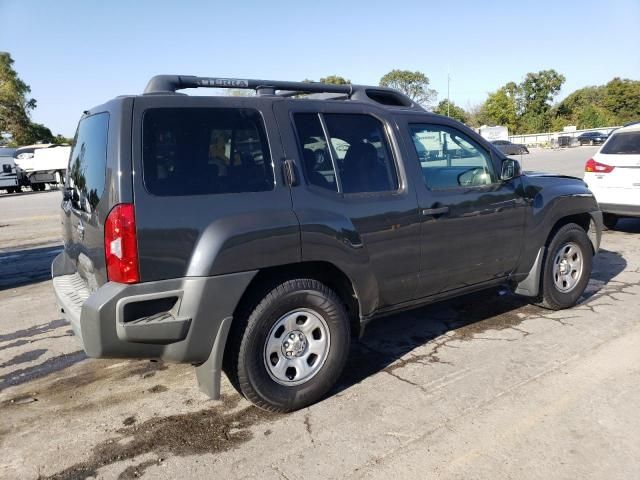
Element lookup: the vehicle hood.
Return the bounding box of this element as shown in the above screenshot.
[523,171,584,182]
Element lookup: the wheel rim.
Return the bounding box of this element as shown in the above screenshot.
[552,242,584,293]
[263,308,330,386]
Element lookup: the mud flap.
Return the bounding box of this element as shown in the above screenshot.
[515,247,544,297]
[195,316,233,399]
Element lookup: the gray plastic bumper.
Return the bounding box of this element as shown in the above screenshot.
[52,252,256,366]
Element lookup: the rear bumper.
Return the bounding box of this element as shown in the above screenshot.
[598,203,640,217]
[52,251,256,364]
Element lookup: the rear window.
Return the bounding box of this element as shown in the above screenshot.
[142,108,274,196]
[601,132,640,154]
[68,112,109,212]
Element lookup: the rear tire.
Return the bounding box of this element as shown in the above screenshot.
[536,223,592,310]
[225,278,350,412]
[602,214,618,230]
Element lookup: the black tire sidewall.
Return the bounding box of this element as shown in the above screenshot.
[542,225,592,309]
[238,281,350,411]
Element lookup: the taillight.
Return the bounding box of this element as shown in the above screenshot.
[585,158,614,173]
[104,203,139,284]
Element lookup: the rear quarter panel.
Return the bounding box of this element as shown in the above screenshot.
[130,95,301,281]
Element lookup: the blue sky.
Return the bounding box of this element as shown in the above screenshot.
[1,0,639,136]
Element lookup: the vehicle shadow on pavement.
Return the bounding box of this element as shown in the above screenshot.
[610,218,640,234]
[0,244,62,290]
[334,247,626,394]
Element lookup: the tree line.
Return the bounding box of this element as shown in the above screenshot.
[0,52,72,146]
[307,70,640,134]
[2,50,639,146]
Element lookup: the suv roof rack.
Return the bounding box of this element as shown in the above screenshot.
[143,75,424,111]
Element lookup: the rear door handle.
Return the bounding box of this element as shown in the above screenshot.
[422,206,450,216]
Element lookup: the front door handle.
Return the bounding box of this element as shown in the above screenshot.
[422,206,450,217]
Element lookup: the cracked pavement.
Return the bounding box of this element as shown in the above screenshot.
[1,147,640,479]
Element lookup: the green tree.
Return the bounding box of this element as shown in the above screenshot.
[0,52,37,144]
[478,87,518,133]
[604,78,640,124]
[319,75,350,85]
[434,100,468,123]
[53,134,73,144]
[379,69,437,108]
[517,69,565,132]
[520,69,565,116]
[478,69,565,134]
[27,122,54,144]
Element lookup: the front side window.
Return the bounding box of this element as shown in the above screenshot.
[601,132,640,154]
[293,113,399,194]
[68,112,109,212]
[410,124,497,190]
[142,108,274,196]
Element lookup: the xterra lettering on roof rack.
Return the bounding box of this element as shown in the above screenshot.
[143,74,425,110]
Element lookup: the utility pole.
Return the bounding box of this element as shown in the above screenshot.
[447,64,450,117]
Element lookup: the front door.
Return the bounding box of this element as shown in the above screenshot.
[399,119,526,297]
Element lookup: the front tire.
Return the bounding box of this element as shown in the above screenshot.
[225,278,350,412]
[536,223,592,310]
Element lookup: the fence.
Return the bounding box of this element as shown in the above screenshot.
[509,126,620,147]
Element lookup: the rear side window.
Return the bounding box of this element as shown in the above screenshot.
[601,132,640,154]
[293,113,338,192]
[293,113,399,194]
[2,164,11,174]
[142,108,274,196]
[68,112,109,212]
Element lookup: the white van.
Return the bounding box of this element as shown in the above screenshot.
[14,144,70,191]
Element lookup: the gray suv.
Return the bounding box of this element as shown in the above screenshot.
[52,75,602,412]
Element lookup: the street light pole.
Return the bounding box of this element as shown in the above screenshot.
[447,65,450,117]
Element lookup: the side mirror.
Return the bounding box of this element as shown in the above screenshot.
[501,158,521,181]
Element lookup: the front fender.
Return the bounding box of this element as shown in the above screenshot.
[516,174,601,277]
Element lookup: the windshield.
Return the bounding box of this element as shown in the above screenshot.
[601,132,640,155]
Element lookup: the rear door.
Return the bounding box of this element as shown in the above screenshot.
[273,100,421,312]
[63,112,110,290]
[398,117,526,297]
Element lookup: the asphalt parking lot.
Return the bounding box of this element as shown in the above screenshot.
[2,146,639,480]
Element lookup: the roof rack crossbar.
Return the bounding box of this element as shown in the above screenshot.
[144,75,354,95]
[143,75,424,111]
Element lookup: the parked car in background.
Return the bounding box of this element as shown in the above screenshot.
[584,123,640,229]
[0,147,21,193]
[577,131,608,146]
[490,140,529,155]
